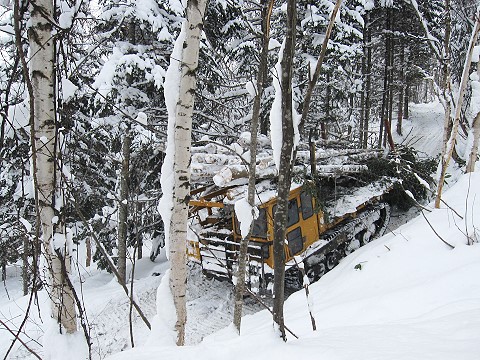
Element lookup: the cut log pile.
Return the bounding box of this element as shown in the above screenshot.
[191,134,383,189]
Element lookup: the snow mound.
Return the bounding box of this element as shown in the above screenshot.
[109,173,480,360]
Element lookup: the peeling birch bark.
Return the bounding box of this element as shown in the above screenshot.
[169,0,208,346]
[29,0,76,333]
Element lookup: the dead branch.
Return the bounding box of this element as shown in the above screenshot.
[0,319,42,360]
[420,210,455,249]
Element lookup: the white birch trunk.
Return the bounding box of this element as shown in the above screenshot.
[466,112,480,173]
[466,44,480,173]
[29,0,76,333]
[169,0,207,346]
[436,10,480,207]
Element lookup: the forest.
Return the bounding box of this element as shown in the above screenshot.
[1,0,480,358]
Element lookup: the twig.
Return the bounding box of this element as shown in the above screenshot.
[292,256,316,331]
[0,319,42,360]
[420,210,455,249]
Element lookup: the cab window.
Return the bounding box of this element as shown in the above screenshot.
[272,198,299,228]
[300,191,314,219]
[287,198,299,227]
[287,227,303,256]
[234,208,267,238]
[252,208,267,238]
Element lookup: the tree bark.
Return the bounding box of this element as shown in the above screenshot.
[403,84,409,120]
[363,11,372,149]
[29,0,76,333]
[169,0,208,346]
[397,46,405,136]
[379,6,391,149]
[436,6,480,207]
[273,0,296,342]
[22,234,29,295]
[466,112,480,173]
[233,0,274,334]
[117,127,131,284]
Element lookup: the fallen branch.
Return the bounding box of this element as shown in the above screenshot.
[0,318,42,360]
[420,210,455,249]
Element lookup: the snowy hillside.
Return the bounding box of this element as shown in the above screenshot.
[109,173,480,360]
[1,100,480,360]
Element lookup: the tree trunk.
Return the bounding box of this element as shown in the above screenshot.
[85,236,91,267]
[386,31,395,151]
[436,6,480,207]
[466,109,480,173]
[169,0,208,346]
[233,0,273,334]
[273,0,296,342]
[117,127,131,284]
[403,85,409,120]
[379,6,391,149]
[397,46,405,136]
[466,112,480,173]
[364,11,372,149]
[22,234,29,295]
[359,10,369,148]
[136,202,143,260]
[29,0,76,333]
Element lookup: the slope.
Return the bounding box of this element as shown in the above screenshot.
[109,173,480,360]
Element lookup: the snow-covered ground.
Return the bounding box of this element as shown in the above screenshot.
[1,102,480,359]
[395,101,446,158]
[109,172,480,360]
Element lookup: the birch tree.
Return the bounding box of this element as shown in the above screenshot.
[29,0,76,333]
[161,0,208,346]
[466,55,480,173]
[436,6,480,206]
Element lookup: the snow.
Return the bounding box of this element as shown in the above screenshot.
[135,112,148,125]
[362,0,374,11]
[394,101,445,158]
[2,103,480,360]
[60,78,78,101]
[59,7,74,29]
[234,198,258,238]
[109,172,480,360]
[473,45,480,63]
[145,270,177,347]
[43,319,89,360]
[269,39,284,171]
[158,18,186,258]
[245,81,256,98]
[268,38,281,50]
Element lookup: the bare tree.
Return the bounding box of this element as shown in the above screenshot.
[272,0,296,342]
[233,0,274,334]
